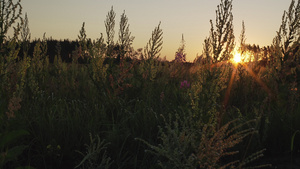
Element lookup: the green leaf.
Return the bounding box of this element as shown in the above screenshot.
[74,153,92,169]
[16,166,36,169]
[4,145,28,162]
[0,130,29,148]
[291,130,300,151]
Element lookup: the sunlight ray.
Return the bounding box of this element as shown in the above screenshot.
[241,63,273,96]
[223,67,236,108]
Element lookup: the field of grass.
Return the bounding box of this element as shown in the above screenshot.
[1,0,300,168]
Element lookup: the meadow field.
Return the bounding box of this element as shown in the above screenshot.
[1,0,300,168]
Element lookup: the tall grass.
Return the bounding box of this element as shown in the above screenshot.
[0,0,300,168]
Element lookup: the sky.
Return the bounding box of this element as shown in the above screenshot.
[17,0,292,61]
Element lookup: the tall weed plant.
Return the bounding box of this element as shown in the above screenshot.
[0,0,299,168]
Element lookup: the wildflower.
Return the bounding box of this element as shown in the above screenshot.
[174,34,186,63]
[6,97,22,119]
[1,152,7,159]
[160,91,165,102]
[47,144,52,149]
[291,87,298,91]
[175,52,186,63]
[109,74,114,88]
[5,111,15,119]
[180,80,190,89]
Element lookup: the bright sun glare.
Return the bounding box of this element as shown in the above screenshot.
[233,53,242,63]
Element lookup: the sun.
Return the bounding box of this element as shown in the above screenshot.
[233,52,242,63]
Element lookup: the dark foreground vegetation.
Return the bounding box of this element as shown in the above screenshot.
[1,0,300,168]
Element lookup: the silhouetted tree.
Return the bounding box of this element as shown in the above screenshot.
[174,34,186,62]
